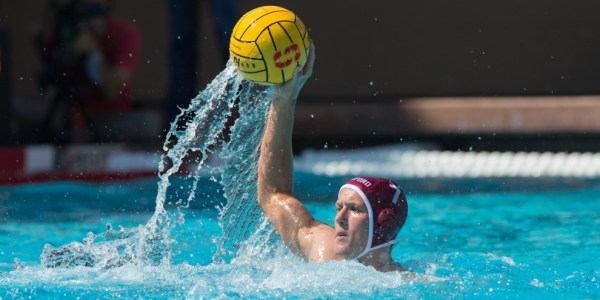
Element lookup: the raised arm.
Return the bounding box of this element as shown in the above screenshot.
[257,43,331,259]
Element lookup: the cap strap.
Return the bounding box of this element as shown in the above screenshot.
[354,239,397,260]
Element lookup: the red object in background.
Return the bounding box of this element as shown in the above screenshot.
[0,145,160,185]
[0,148,25,170]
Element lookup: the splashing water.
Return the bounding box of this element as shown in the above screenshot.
[6,62,598,299]
[41,62,273,267]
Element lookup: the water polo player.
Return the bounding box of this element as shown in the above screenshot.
[257,43,408,272]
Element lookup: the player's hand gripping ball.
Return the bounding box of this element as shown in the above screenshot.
[229,6,310,85]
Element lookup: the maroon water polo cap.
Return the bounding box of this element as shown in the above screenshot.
[339,177,408,259]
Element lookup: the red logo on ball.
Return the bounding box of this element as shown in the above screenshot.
[273,44,301,69]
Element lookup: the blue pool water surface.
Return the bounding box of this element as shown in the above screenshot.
[1,64,598,299]
[0,175,599,299]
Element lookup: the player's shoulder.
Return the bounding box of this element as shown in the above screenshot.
[298,221,336,261]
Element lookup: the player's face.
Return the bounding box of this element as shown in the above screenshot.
[333,188,370,259]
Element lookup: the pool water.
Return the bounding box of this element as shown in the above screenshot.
[1,64,598,299]
[1,175,599,299]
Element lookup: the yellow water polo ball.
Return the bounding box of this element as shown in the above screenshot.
[229,6,310,85]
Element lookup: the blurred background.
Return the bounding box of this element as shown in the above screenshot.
[0,0,599,182]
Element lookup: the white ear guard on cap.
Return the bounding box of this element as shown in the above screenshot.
[339,184,397,261]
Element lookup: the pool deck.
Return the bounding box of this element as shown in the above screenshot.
[0,144,160,185]
[295,95,600,136]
